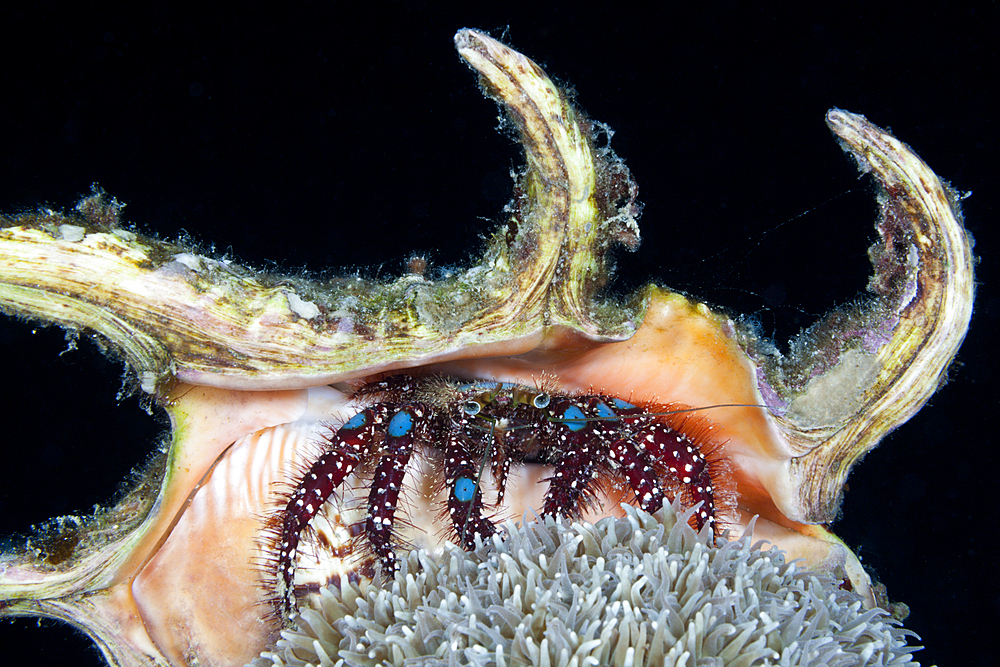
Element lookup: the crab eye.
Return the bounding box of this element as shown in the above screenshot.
[463,400,482,416]
[512,385,549,409]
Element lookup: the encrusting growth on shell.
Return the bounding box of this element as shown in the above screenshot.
[257,503,921,667]
[743,110,975,525]
[0,29,645,395]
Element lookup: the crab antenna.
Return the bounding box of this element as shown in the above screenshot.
[547,403,771,425]
[460,419,500,546]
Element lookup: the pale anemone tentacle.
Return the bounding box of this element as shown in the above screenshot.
[0,29,972,667]
[258,503,920,667]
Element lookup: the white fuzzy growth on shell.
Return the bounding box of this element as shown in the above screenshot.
[254,502,919,667]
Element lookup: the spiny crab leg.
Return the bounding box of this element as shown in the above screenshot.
[443,430,497,550]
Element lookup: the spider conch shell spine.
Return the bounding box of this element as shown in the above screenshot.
[0,30,642,395]
[746,110,975,523]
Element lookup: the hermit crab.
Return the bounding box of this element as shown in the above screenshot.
[0,29,973,666]
[268,373,732,620]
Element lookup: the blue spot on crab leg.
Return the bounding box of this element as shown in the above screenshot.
[454,477,477,503]
[442,432,496,550]
[559,404,588,431]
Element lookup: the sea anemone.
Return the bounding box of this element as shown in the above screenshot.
[257,502,919,667]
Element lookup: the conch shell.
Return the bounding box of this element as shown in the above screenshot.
[0,29,973,666]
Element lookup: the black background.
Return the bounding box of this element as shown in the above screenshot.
[1,3,994,666]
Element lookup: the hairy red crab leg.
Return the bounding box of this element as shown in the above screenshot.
[362,406,421,574]
[540,397,615,519]
[271,404,388,614]
[443,430,497,550]
[551,397,723,532]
